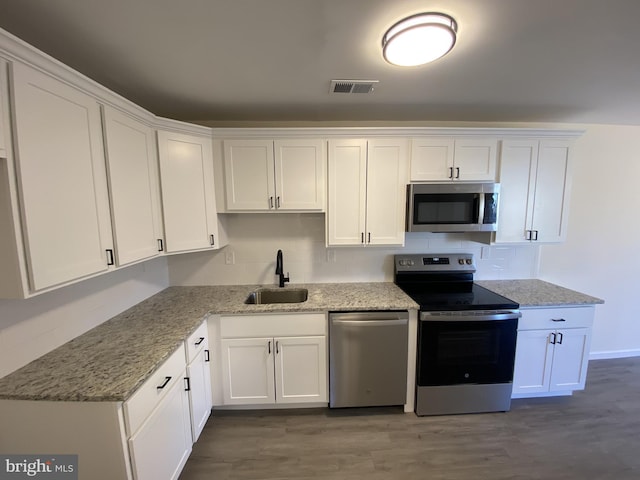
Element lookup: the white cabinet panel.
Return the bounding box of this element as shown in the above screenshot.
[512,307,594,398]
[128,373,192,480]
[274,139,324,210]
[102,106,162,266]
[224,139,274,210]
[275,336,327,404]
[410,137,497,182]
[327,138,408,246]
[157,130,219,253]
[186,343,212,442]
[327,139,367,245]
[496,139,571,244]
[223,138,324,211]
[221,337,275,404]
[10,61,113,291]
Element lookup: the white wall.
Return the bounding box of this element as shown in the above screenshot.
[168,213,541,285]
[539,124,640,358]
[0,257,169,377]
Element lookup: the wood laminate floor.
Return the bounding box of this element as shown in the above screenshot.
[180,358,640,479]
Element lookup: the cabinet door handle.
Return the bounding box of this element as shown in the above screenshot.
[276,340,280,354]
[106,249,115,266]
[268,340,271,354]
[184,377,191,392]
[361,232,364,244]
[157,239,164,252]
[549,333,557,345]
[276,196,281,208]
[204,349,210,362]
[210,234,215,246]
[157,376,172,390]
[269,196,274,209]
[551,318,566,322]
[557,332,564,345]
[449,167,454,179]
[195,337,205,346]
[525,230,532,241]
[532,230,539,241]
[455,167,460,179]
[368,232,371,243]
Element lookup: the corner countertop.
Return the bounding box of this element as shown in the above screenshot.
[0,283,418,402]
[476,279,604,307]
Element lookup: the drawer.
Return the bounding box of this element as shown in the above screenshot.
[185,321,208,363]
[124,343,187,435]
[220,313,326,338]
[518,306,595,331]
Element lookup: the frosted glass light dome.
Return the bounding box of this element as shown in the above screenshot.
[382,13,458,67]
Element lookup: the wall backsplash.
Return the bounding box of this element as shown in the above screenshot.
[168,213,541,286]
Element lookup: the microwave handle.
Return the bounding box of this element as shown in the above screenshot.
[477,193,485,225]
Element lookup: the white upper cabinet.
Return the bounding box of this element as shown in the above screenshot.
[327,138,408,246]
[8,61,113,292]
[157,130,221,253]
[223,138,325,211]
[102,106,163,266]
[411,137,497,182]
[495,139,572,243]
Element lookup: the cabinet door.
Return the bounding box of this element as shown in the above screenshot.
[128,373,192,480]
[186,344,212,442]
[454,138,498,181]
[274,336,327,404]
[494,139,538,243]
[224,139,274,210]
[530,140,571,243]
[102,106,162,266]
[220,337,275,405]
[366,138,408,246]
[549,328,591,392]
[274,139,324,210]
[327,139,367,245]
[410,137,454,181]
[10,61,113,291]
[157,131,218,253]
[512,329,554,395]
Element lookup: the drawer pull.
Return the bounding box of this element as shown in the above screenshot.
[157,376,172,390]
[195,337,205,346]
[550,333,557,345]
[557,332,564,345]
[551,318,567,322]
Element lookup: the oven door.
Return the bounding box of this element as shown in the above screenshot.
[417,311,519,387]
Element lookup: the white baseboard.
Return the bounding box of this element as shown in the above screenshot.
[589,349,640,360]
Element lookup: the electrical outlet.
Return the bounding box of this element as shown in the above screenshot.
[225,251,235,265]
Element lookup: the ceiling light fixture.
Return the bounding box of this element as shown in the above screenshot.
[382,12,458,67]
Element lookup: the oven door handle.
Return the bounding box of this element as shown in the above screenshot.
[420,311,521,322]
[331,319,408,327]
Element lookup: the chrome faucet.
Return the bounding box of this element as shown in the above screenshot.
[275,249,290,288]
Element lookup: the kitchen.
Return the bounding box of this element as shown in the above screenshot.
[1,0,640,478]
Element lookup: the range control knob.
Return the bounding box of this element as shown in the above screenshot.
[466,258,472,265]
[408,260,414,266]
[458,259,465,265]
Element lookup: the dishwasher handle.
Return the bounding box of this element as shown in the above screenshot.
[331,318,408,327]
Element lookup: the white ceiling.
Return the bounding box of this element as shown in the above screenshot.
[1,0,639,126]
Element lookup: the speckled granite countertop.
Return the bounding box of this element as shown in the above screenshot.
[476,279,604,307]
[0,283,417,402]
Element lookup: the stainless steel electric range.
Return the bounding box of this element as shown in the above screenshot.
[394,253,520,416]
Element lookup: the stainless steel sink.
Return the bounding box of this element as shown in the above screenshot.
[245,288,308,304]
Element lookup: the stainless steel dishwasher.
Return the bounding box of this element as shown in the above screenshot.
[329,311,409,408]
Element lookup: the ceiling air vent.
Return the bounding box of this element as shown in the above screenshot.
[330,80,379,94]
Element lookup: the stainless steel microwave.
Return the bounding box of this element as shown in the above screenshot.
[406,183,500,233]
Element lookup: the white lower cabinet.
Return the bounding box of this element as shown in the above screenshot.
[512,306,594,397]
[128,372,192,480]
[184,321,213,442]
[218,313,328,406]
